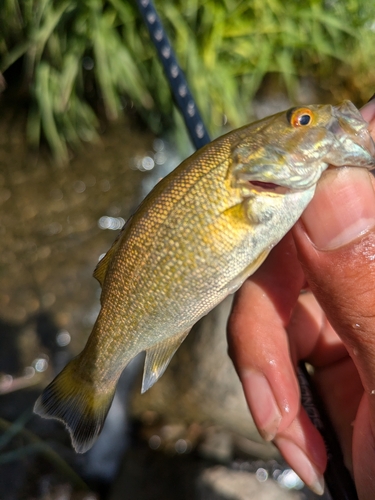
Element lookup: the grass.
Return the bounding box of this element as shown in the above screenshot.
[1,0,375,161]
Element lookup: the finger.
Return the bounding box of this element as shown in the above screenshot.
[228,254,330,491]
[292,166,375,472]
[287,292,345,366]
[287,292,363,471]
[274,407,327,496]
[358,99,375,131]
[352,395,375,500]
[228,233,305,440]
[293,168,375,410]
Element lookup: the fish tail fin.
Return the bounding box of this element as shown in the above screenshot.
[34,357,116,453]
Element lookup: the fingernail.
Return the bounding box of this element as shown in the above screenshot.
[360,99,375,124]
[241,371,282,441]
[275,437,325,495]
[301,168,375,250]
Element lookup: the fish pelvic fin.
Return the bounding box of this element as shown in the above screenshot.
[224,247,270,295]
[34,358,116,453]
[142,329,190,393]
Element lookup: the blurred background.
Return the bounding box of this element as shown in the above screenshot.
[0,1,374,499]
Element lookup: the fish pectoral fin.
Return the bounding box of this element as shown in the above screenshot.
[220,202,249,227]
[225,248,270,295]
[142,330,190,393]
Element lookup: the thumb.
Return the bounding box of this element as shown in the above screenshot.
[292,166,375,423]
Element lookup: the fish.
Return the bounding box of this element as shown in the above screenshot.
[34,100,375,453]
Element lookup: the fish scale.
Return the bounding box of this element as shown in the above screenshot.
[34,100,375,453]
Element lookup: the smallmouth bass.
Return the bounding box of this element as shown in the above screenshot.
[34,101,375,452]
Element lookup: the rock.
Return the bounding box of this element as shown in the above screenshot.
[198,466,303,500]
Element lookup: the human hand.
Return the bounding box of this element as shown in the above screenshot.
[227,100,375,498]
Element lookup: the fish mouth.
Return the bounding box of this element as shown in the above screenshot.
[248,180,290,195]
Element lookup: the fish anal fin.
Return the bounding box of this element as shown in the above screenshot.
[93,238,121,288]
[34,357,117,453]
[142,330,190,393]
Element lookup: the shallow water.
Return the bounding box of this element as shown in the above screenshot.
[0,105,169,497]
[0,107,165,371]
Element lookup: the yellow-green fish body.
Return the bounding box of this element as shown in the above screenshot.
[34,101,375,452]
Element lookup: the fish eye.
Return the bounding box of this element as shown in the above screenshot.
[287,107,314,128]
[299,114,311,125]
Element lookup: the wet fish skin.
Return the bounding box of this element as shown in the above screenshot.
[34,100,375,453]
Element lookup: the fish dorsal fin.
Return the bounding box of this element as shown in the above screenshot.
[94,215,133,288]
[142,329,190,393]
[93,240,120,288]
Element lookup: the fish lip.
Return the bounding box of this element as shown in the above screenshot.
[331,101,375,169]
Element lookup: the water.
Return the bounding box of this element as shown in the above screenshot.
[0,108,159,497]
